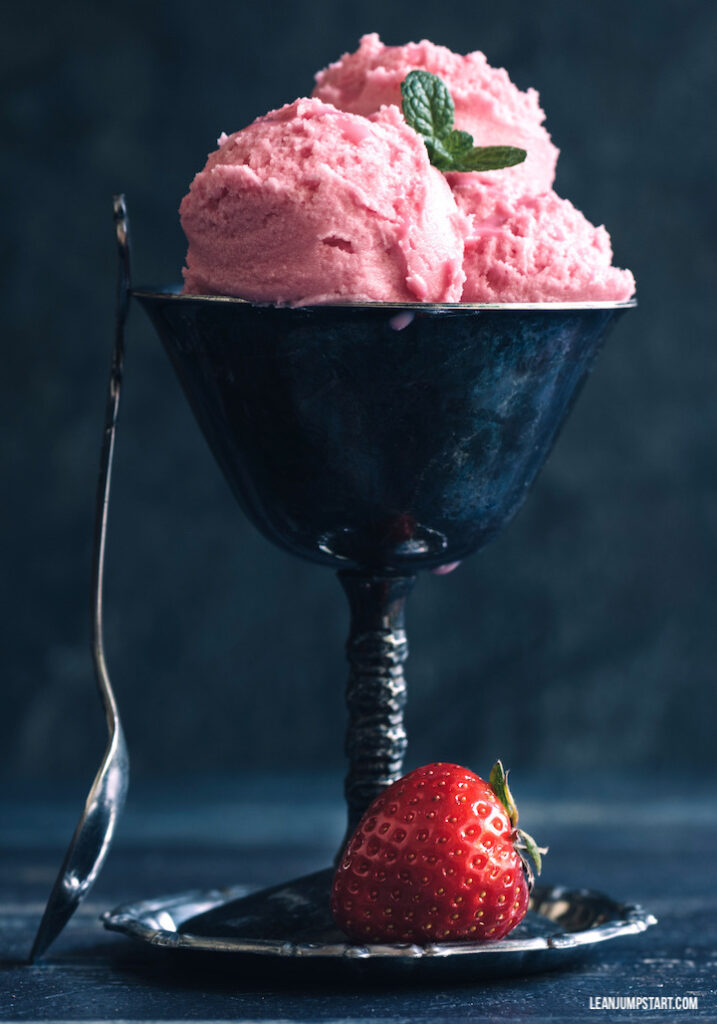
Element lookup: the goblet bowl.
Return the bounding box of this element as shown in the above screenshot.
[135,290,632,573]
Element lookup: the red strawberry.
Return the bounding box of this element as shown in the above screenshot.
[331,761,545,944]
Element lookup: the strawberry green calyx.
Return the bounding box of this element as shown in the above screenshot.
[489,760,546,889]
[489,760,519,827]
[515,828,544,878]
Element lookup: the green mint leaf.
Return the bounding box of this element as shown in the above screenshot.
[400,69,455,142]
[443,130,475,159]
[424,137,454,171]
[400,70,527,174]
[451,144,527,172]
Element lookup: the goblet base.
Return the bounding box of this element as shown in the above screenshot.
[102,869,655,980]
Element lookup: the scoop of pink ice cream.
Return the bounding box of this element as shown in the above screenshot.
[313,33,558,196]
[450,180,635,302]
[180,97,467,305]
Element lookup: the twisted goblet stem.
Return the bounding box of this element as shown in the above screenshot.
[339,571,416,843]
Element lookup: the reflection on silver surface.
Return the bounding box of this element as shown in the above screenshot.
[102,868,656,977]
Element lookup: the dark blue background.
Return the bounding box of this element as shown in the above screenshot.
[3,0,716,783]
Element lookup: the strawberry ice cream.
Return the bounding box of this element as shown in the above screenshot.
[181,98,467,305]
[180,36,634,305]
[450,179,634,302]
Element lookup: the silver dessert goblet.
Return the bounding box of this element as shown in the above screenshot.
[122,280,638,968]
[34,195,636,963]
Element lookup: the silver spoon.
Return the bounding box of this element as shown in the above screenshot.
[30,196,131,961]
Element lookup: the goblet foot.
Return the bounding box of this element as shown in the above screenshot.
[102,870,656,978]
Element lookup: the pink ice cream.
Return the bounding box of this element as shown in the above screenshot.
[451,180,635,302]
[180,37,634,305]
[313,33,558,196]
[181,98,467,305]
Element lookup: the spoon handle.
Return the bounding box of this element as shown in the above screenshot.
[90,196,131,729]
[29,197,132,961]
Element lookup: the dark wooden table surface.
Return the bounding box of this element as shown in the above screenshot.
[1,774,716,1022]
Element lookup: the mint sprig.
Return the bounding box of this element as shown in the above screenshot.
[400,70,527,173]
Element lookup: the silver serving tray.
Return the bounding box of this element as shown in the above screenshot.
[102,869,656,979]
